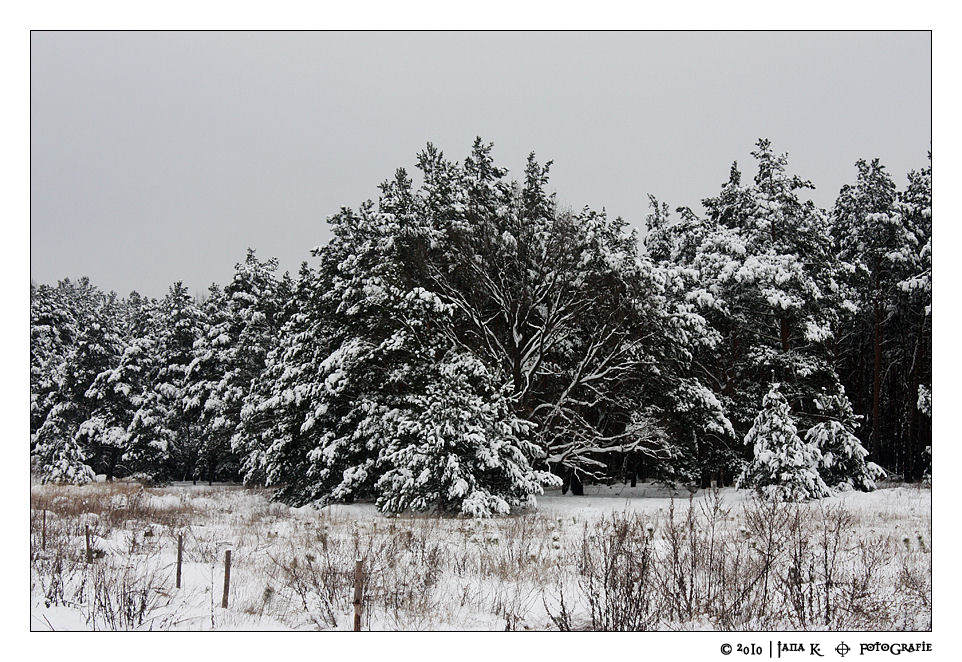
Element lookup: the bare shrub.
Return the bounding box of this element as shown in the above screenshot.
[87,555,173,630]
[567,511,657,630]
[268,536,351,629]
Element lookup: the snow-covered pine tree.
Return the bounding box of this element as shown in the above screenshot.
[30,278,107,437]
[264,188,473,507]
[80,337,152,480]
[416,141,703,486]
[235,180,420,505]
[71,289,161,481]
[181,284,231,483]
[376,352,556,517]
[32,403,95,484]
[127,282,204,480]
[246,146,560,514]
[120,290,158,339]
[741,383,830,501]
[235,262,326,491]
[806,387,882,491]
[184,250,289,484]
[31,282,75,436]
[32,285,124,483]
[897,157,932,314]
[705,141,842,415]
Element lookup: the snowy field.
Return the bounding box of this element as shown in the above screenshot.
[30,481,930,631]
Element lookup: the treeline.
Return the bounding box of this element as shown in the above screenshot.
[30,139,931,514]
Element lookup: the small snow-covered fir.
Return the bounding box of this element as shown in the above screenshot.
[740,383,830,501]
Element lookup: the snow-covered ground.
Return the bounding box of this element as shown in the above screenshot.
[30,481,931,631]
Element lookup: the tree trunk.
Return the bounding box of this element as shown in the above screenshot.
[624,453,638,487]
[780,318,791,352]
[903,316,927,481]
[106,448,118,482]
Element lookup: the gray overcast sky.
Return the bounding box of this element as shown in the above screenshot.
[31,31,931,298]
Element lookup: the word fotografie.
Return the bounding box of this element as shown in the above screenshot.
[858,643,932,656]
[722,641,932,657]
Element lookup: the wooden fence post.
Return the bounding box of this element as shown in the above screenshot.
[353,558,363,631]
[176,533,183,589]
[221,550,232,608]
[85,524,92,563]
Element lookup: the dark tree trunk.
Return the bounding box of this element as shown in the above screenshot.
[780,318,791,352]
[512,357,523,398]
[106,448,119,482]
[627,453,638,487]
[872,304,883,457]
[903,315,927,481]
[566,470,584,496]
